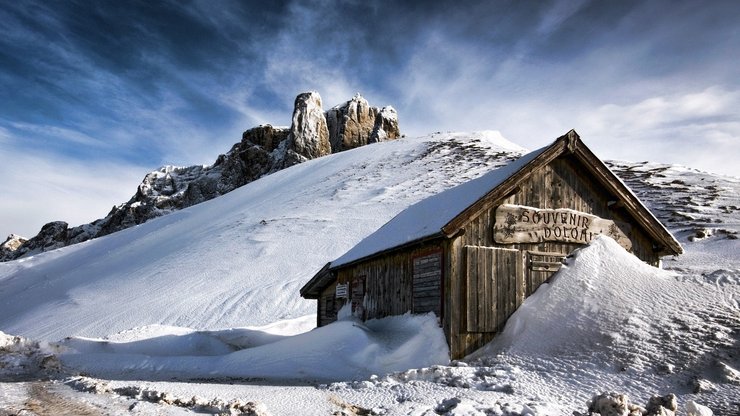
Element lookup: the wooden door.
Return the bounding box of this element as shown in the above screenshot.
[465,246,524,332]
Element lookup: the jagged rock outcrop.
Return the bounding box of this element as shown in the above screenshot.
[5,222,69,259]
[372,105,400,143]
[1,91,400,262]
[241,123,289,152]
[96,123,291,237]
[288,92,331,160]
[0,234,27,259]
[326,93,400,152]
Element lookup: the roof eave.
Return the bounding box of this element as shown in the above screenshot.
[299,262,333,299]
[330,232,447,271]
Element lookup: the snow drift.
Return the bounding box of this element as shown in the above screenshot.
[59,312,449,382]
[1,131,738,414]
[480,235,737,375]
[0,132,523,342]
[468,235,738,413]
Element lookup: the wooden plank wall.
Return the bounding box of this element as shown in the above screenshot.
[456,157,658,263]
[318,282,339,326]
[464,246,522,333]
[336,243,442,321]
[445,155,662,358]
[504,157,659,264]
[412,252,443,316]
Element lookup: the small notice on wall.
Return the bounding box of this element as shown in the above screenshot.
[335,283,348,299]
[493,204,632,250]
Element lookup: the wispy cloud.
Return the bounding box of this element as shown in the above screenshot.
[582,87,740,133]
[380,1,740,177]
[0,147,148,239]
[576,87,740,175]
[536,0,590,36]
[8,122,106,147]
[0,126,10,142]
[260,2,360,109]
[1,0,740,239]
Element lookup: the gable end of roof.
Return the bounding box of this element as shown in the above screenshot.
[442,129,682,256]
[300,262,333,299]
[568,136,683,255]
[441,130,574,235]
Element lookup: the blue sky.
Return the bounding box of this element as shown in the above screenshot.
[1,0,739,239]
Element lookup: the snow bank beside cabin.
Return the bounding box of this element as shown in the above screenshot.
[318,236,735,414]
[59,312,449,382]
[478,236,736,369]
[469,235,739,413]
[478,235,678,361]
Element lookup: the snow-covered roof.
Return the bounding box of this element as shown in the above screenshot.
[327,130,684,272]
[331,144,550,268]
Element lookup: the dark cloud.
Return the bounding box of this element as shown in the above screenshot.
[1,0,739,238]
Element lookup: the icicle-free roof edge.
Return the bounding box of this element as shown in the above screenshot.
[330,143,551,269]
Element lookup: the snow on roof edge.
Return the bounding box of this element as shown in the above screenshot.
[330,144,550,269]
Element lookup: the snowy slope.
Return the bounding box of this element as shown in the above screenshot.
[1,131,738,415]
[0,131,524,341]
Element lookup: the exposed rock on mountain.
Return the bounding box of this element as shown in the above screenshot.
[0,234,27,259]
[1,92,400,262]
[372,106,400,143]
[5,222,69,260]
[287,92,331,162]
[241,123,289,152]
[326,93,400,152]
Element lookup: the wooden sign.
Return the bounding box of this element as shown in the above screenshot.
[335,283,348,299]
[493,204,632,250]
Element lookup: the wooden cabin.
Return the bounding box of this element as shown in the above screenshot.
[300,130,682,359]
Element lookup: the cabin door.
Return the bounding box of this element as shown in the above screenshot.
[525,251,565,297]
[464,246,524,333]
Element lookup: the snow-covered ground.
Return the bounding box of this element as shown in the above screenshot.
[0,131,523,341]
[0,132,738,415]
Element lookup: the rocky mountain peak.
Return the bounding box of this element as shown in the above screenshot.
[0,234,27,259]
[326,93,400,153]
[1,91,401,262]
[2,222,69,260]
[286,91,332,163]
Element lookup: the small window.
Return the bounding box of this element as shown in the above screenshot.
[412,251,442,317]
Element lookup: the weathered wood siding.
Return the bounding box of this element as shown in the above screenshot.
[503,156,660,264]
[444,155,662,358]
[335,243,444,321]
[464,246,522,333]
[412,251,443,317]
[318,282,339,327]
[455,156,659,263]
